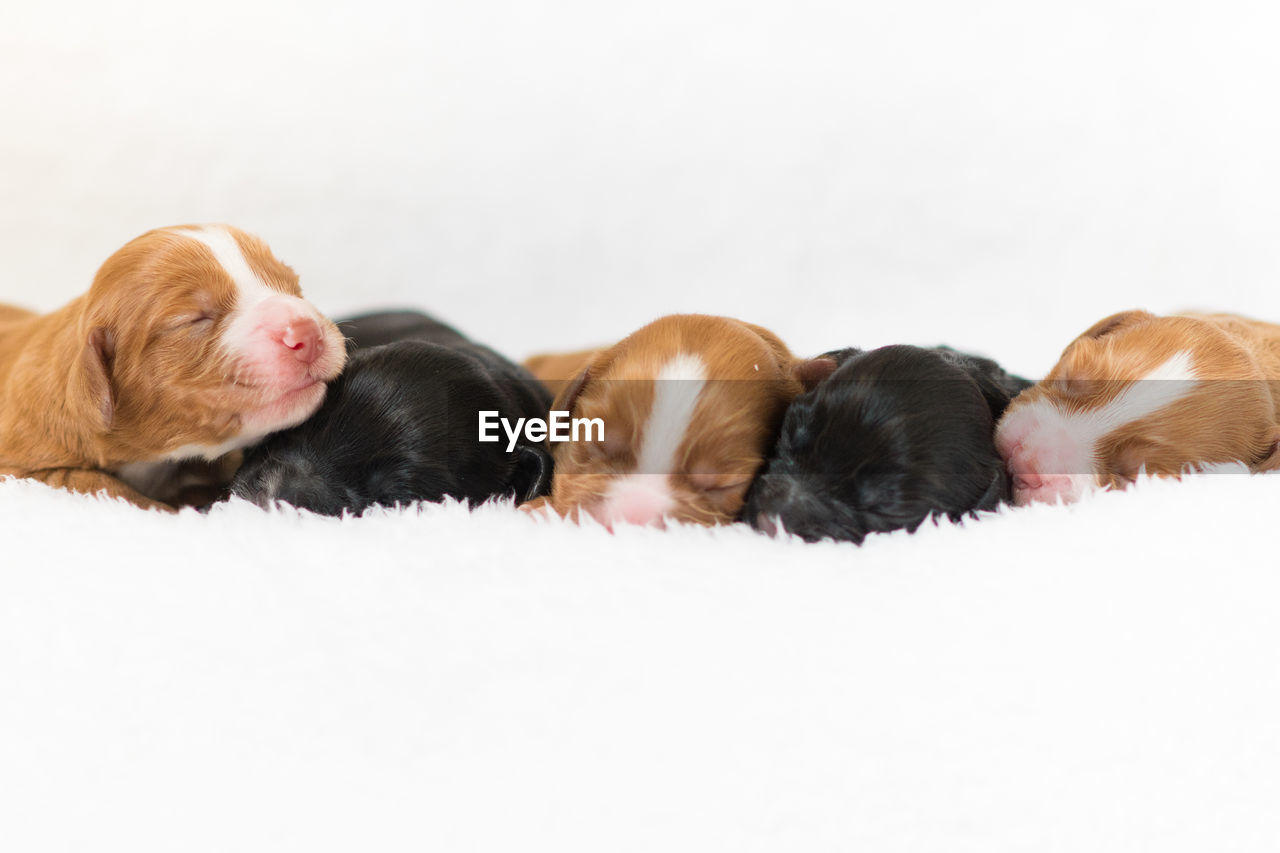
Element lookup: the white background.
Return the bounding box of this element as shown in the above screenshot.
[5,3,1280,851]
[6,1,1280,374]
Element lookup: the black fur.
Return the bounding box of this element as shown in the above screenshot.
[231,311,553,516]
[744,345,1032,544]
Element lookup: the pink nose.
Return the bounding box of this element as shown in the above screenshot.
[612,490,667,526]
[1009,450,1090,504]
[277,317,322,364]
[592,480,674,529]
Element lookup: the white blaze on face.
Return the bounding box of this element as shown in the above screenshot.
[171,225,276,301]
[1079,349,1200,440]
[600,353,708,525]
[637,354,708,474]
[169,225,284,349]
[169,223,336,380]
[1001,349,1200,502]
[162,225,340,451]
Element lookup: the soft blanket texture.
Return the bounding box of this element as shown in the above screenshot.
[2,469,1278,851]
[7,0,1280,849]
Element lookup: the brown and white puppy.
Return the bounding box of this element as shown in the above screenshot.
[541,314,835,527]
[0,224,346,508]
[997,309,1280,505]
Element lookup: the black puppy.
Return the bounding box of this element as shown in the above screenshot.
[232,311,553,516]
[744,345,1032,543]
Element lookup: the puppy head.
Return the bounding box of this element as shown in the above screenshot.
[547,314,835,527]
[746,346,1010,543]
[230,440,360,517]
[997,310,1280,505]
[232,343,553,516]
[71,225,346,462]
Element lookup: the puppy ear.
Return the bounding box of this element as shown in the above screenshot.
[791,357,838,391]
[1249,427,1280,473]
[524,348,601,385]
[512,445,555,503]
[552,364,592,416]
[972,375,1013,421]
[939,348,1034,412]
[1109,436,1177,484]
[1072,310,1156,344]
[972,466,1009,512]
[818,347,861,366]
[68,326,116,432]
[963,363,1033,421]
[736,321,835,391]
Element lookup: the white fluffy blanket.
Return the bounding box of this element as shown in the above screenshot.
[3,468,1278,851]
[8,1,1280,847]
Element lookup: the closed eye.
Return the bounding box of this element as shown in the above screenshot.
[691,477,750,495]
[165,314,215,332]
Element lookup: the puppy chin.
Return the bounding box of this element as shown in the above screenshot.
[230,323,347,424]
[239,379,329,436]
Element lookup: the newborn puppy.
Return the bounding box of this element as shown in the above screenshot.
[998,310,1280,505]
[0,225,345,508]
[746,345,1031,543]
[232,311,553,515]
[544,314,836,527]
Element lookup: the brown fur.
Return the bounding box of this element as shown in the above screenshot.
[542,314,835,526]
[1001,309,1280,491]
[0,225,341,509]
[522,347,602,397]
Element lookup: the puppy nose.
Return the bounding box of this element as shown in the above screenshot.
[611,489,668,527]
[596,477,674,528]
[1012,472,1042,492]
[278,317,322,364]
[1013,472,1086,506]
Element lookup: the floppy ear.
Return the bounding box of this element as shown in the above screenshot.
[933,348,1027,420]
[939,349,1035,411]
[551,364,592,416]
[1072,310,1156,344]
[972,466,1010,513]
[961,360,1035,421]
[735,322,837,392]
[791,357,838,391]
[970,373,1014,421]
[1109,436,1179,484]
[512,445,555,502]
[818,347,862,366]
[523,348,601,386]
[1248,427,1280,473]
[67,326,116,432]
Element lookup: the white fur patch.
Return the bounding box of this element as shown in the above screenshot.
[1007,350,1200,483]
[1097,349,1198,430]
[597,354,708,523]
[637,354,707,475]
[170,225,276,305]
[1068,349,1199,446]
[171,225,284,356]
